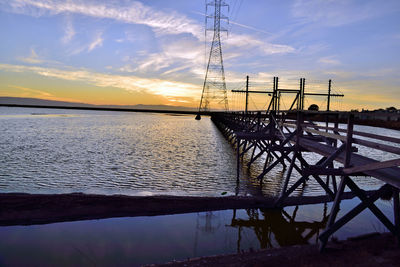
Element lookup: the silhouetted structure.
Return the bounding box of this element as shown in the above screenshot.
[232,77,343,113]
[197,0,229,120]
[211,110,400,251]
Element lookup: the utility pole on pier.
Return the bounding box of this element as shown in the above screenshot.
[327,79,332,111]
[231,77,344,112]
[196,0,229,120]
[299,78,305,110]
[245,75,249,114]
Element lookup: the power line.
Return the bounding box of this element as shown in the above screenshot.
[197,0,230,115]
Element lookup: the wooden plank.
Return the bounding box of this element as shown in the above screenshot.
[281,122,296,128]
[303,128,347,142]
[299,137,400,189]
[235,132,273,140]
[353,130,400,144]
[343,159,400,174]
[354,138,400,155]
[301,124,400,144]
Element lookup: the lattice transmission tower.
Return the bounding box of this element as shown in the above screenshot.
[196,0,229,120]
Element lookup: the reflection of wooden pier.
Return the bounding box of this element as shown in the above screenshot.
[211,110,400,250]
[229,206,329,251]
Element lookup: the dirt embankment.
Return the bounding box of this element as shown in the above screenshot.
[0,192,366,226]
[152,233,400,267]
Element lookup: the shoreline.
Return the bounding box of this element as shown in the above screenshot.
[3,104,400,130]
[0,103,201,115]
[0,191,373,226]
[151,233,400,266]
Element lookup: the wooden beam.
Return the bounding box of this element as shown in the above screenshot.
[301,124,400,144]
[343,159,400,174]
[354,138,400,155]
[303,127,347,141]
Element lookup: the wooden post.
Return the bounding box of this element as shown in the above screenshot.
[298,78,302,110]
[302,78,306,110]
[320,114,354,251]
[237,137,240,179]
[272,77,275,111]
[327,79,332,111]
[394,187,400,245]
[330,162,338,193]
[334,113,339,148]
[273,77,277,112]
[245,75,249,114]
[344,114,354,167]
[249,143,257,167]
[277,92,281,113]
[279,112,303,202]
[276,77,279,113]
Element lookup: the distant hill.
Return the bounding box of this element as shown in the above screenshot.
[0,97,94,107]
[0,97,197,112]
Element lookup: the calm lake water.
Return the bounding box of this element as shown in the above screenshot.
[0,106,398,265]
[1,106,398,196]
[1,107,240,196]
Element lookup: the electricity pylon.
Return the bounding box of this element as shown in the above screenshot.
[196,0,229,120]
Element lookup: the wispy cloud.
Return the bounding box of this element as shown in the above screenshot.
[224,34,295,55]
[61,15,75,44]
[0,63,201,102]
[292,0,400,27]
[5,0,295,57]
[324,68,399,81]
[7,84,80,102]
[8,84,52,97]
[68,31,104,55]
[17,48,43,64]
[318,56,341,66]
[88,32,103,52]
[5,0,203,38]
[117,37,205,81]
[127,32,295,79]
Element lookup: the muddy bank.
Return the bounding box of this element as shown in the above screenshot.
[153,233,400,267]
[0,192,369,226]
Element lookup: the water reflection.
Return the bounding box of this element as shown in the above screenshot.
[0,199,392,266]
[192,205,330,258]
[230,205,329,252]
[193,211,222,257]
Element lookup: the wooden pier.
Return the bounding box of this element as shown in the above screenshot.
[211,110,400,250]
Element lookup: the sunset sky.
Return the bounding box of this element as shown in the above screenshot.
[0,0,399,110]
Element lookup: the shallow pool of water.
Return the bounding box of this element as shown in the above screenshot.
[0,199,394,266]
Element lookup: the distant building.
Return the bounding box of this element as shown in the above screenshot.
[356,106,400,121]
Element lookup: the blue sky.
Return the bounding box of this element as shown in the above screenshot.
[0,0,399,110]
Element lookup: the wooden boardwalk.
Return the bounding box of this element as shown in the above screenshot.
[211,110,400,251]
